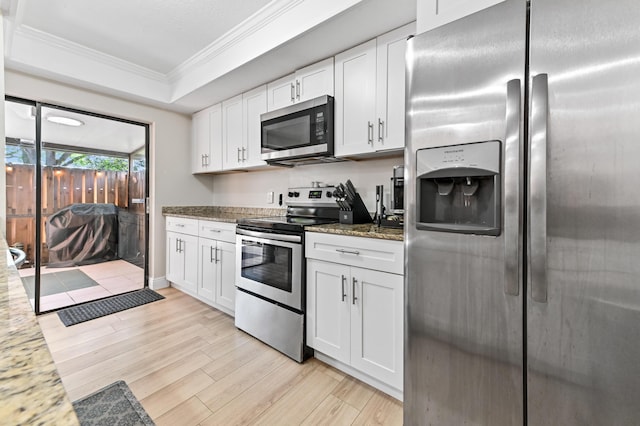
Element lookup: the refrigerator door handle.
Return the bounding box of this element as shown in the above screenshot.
[529,73,549,303]
[504,78,522,296]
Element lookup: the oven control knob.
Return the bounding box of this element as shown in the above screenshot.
[288,191,294,198]
[326,191,332,198]
[293,192,300,197]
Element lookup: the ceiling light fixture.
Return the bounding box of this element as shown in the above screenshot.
[46,115,84,127]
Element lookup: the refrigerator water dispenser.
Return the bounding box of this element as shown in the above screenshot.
[416,140,501,235]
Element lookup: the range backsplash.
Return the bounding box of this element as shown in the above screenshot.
[210,155,404,213]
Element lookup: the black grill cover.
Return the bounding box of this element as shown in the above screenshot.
[46,203,118,268]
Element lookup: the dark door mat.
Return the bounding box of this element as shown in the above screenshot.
[58,288,165,326]
[73,380,155,425]
[21,269,99,298]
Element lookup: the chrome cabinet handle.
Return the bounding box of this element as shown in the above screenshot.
[215,247,219,263]
[341,275,347,302]
[204,154,209,166]
[290,83,295,102]
[175,238,179,253]
[175,223,185,228]
[242,147,246,161]
[378,118,384,142]
[208,229,222,233]
[201,154,205,167]
[352,277,358,305]
[237,147,241,162]
[336,248,360,255]
[210,246,215,263]
[529,73,549,303]
[296,80,300,100]
[367,122,374,144]
[177,239,183,253]
[504,79,522,296]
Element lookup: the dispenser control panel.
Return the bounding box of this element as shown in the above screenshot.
[417,140,500,175]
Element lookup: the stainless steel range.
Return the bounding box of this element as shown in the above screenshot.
[235,186,338,362]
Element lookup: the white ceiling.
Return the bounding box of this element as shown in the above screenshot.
[1,0,416,114]
[18,0,273,75]
[5,101,146,153]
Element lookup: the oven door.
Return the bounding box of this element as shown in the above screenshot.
[235,228,303,311]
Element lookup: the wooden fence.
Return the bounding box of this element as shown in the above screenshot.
[6,164,145,265]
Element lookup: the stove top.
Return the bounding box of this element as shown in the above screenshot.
[237,186,340,233]
[237,215,337,233]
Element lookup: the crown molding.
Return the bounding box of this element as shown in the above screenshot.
[15,24,168,83]
[166,0,304,84]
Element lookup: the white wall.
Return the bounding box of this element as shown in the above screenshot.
[0,18,6,238]
[212,155,404,213]
[3,70,215,285]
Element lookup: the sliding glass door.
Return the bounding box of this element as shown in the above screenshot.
[5,97,149,313]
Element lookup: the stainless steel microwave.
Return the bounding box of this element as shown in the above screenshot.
[261,95,335,166]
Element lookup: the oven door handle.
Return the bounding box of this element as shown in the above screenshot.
[236,228,302,243]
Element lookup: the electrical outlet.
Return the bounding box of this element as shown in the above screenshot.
[267,191,274,204]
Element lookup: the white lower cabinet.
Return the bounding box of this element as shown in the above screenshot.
[198,238,236,313]
[166,231,199,294]
[166,217,236,315]
[306,233,404,397]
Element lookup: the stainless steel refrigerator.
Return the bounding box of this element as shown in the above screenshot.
[405,0,640,424]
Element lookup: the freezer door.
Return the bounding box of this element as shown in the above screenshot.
[527,0,640,424]
[405,0,526,424]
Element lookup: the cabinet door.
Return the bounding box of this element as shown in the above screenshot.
[351,267,403,390]
[307,259,351,364]
[334,39,377,157]
[181,233,200,295]
[208,103,223,171]
[417,0,505,33]
[296,57,334,103]
[375,23,414,152]
[198,238,217,303]
[216,241,236,312]
[267,73,295,111]
[192,104,223,173]
[166,231,184,284]
[222,94,244,170]
[242,85,267,168]
[191,109,210,173]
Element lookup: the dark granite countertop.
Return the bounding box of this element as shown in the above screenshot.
[305,223,404,241]
[162,206,286,223]
[0,240,79,425]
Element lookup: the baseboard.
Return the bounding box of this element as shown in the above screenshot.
[314,352,403,401]
[149,276,169,290]
[169,283,235,318]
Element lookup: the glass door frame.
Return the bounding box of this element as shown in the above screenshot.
[5,95,151,314]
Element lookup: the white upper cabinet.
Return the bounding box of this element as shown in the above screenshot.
[242,85,268,168]
[417,0,505,33]
[192,103,223,173]
[334,23,414,158]
[376,22,415,151]
[267,58,335,111]
[222,94,244,170]
[220,86,268,171]
[334,39,377,158]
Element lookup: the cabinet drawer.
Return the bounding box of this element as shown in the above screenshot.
[306,233,404,275]
[198,220,236,243]
[166,216,198,236]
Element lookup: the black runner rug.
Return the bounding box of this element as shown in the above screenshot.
[73,380,155,425]
[58,288,165,326]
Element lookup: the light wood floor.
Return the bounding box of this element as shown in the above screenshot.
[38,287,403,425]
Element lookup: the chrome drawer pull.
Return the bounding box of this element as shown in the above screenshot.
[336,248,360,255]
